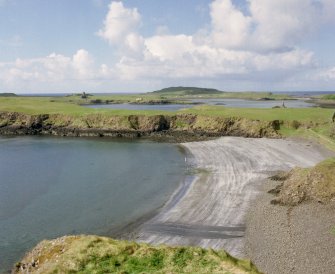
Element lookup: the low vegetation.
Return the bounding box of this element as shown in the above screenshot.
[321,94,335,100]
[1,96,335,147]
[14,236,260,274]
[270,158,335,206]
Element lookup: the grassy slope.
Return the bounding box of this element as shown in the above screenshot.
[15,236,260,274]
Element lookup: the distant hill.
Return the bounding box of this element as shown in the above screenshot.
[151,86,224,95]
[0,93,17,97]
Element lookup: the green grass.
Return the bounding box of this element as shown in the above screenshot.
[1,96,335,151]
[16,236,260,274]
[0,97,169,116]
[321,94,335,100]
[185,105,334,122]
[2,97,333,121]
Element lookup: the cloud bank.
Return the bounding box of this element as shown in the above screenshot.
[1,0,335,92]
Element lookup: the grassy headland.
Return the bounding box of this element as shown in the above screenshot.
[0,96,334,147]
[14,235,260,274]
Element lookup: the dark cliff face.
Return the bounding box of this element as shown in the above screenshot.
[0,111,280,140]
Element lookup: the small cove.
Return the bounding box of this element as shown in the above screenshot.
[0,137,186,273]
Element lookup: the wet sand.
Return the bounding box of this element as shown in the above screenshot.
[136,137,333,258]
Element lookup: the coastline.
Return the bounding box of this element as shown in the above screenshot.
[0,111,281,142]
[135,137,334,259]
[7,135,335,273]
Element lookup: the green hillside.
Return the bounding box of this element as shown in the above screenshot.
[151,86,224,95]
[0,93,17,97]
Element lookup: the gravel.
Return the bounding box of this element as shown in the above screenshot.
[245,181,335,274]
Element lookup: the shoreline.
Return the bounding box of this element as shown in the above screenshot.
[134,137,334,259]
[0,111,281,142]
[5,135,335,272]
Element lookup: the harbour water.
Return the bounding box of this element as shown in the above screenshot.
[0,137,186,272]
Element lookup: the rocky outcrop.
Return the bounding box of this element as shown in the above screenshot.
[0,111,280,140]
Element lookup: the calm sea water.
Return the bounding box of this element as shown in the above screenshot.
[187,98,316,108]
[87,98,315,111]
[0,137,186,273]
[86,103,196,111]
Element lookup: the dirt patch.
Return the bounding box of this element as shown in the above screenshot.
[269,158,335,206]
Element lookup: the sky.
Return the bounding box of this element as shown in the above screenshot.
[0,0,335,93]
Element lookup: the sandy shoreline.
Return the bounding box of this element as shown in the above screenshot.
[135,137,334,261]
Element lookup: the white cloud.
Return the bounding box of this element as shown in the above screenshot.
[248,0,320,52]
[116,45,315,81]
[317,67,335,80]
[2,0,335,92]
[97,1,141,46]
[145,35,194,62]
[72,49,94,78]
[210,0,251,49]
[0,49,114,87]
[106,0,319,82]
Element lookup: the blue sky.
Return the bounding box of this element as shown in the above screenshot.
[0,0,335,93]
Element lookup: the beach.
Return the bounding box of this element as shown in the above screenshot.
[136,137,334,261]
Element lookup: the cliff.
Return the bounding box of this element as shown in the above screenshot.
[0,111,280,140]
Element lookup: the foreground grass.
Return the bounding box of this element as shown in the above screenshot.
[15,236,260,274]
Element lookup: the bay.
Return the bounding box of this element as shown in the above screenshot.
[0,137,186,273]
